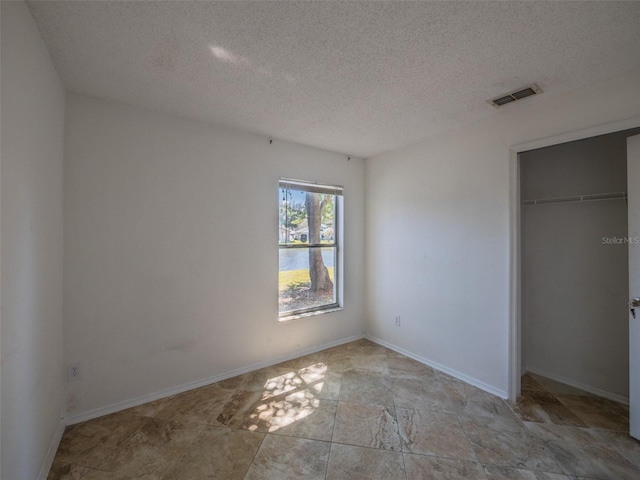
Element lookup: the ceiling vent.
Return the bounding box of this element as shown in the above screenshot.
[488,83,543,108]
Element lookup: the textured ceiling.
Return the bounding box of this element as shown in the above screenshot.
[28,1,640,158]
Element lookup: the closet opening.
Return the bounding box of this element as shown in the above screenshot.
[516,127,640,425]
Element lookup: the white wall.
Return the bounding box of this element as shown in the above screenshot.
[365,69,640,396]
[64,94,365,418]
[521,131,636,400]
[1,2,66,478]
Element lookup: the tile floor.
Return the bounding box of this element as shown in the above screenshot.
[48,339,640,479]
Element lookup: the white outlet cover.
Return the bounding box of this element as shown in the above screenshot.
[67,363,81,381]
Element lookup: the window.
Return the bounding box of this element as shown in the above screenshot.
[279,178,342,317]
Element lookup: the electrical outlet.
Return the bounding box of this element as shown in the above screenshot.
[67,363,81,381]
[394,315,401,327]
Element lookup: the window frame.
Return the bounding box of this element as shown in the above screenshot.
[278,178,342,319]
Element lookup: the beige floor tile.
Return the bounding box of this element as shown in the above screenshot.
[387,355,436,378]
[590,429,640,468]
[154,384,239,426]
[211,394,271,432]
[119,395,177,418]
[254,367,310,397]
[52,412,149,468]
[324,352,359,374]
[79,471,130,480]
[163,426,264,480]
[524,421,607,446]
[47,341,640,480]
[389,376,454,413]
[325,443,406,480]
[459,414,562,473]
[222,386,335,435]
[214,374,247,390]
[339,369,394,405]
[347,353,389,375]
[521,374,546,392]
[269,394,337,441]
[273,365,329,394]
[397,408,475,460]
[443,379,515,419]
[274,351,331,371]
[46,463,94,480]
[333,401,401,450]
[483,465,570,479]
[525,422,639,479]
[343,339,389,356]
[404,454,487,480]
[321,344,348,357]
[554,393,629,432]
[221,390,281,430]
[291,362,342,400]
[327,342,389,372]
[434,370,457,382]
[95,417,202,477]
[309,370,342,400]
[551,442,638,479]
[224,366,302,397]
[510,390,588,427]
[244,434,330,480]
[529,374,597,398]
[160,385,285,432]
[259,359,341,400]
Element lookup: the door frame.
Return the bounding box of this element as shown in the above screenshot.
[508,116,640,401]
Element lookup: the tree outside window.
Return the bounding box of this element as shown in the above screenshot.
[279,179,341,317]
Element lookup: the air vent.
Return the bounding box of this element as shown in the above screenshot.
[488,83,543,108]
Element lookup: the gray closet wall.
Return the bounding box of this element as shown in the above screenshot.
[521,128,639,400]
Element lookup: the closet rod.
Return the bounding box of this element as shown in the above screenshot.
[522,192,627,206]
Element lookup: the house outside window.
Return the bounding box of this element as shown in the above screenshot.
[278,178,342,318]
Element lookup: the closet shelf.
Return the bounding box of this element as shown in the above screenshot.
[522,191,627,206]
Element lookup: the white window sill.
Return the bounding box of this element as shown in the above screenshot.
[278,306,344,323]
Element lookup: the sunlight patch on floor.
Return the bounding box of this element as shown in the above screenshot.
[246,362,327,431]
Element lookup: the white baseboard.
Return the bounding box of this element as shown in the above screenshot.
[64,333,365,425]
[366,334,508,399]
[37,417,65,480]
[524,366,629,405]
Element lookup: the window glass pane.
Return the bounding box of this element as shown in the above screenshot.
[279,247,336,314]
[279,187,335,245]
